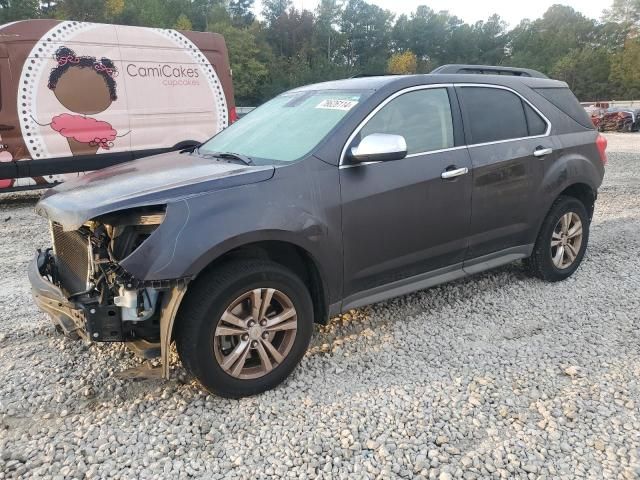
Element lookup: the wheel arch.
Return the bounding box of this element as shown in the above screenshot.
[180,239,330,329]
[531,181,597,251]
[558,183,596,220]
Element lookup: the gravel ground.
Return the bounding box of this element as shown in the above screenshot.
[0,135,639,479]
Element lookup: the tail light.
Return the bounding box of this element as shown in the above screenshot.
[229,106,238,124]
[596,133,608,166]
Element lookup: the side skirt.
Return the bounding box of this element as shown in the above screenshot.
[462,244,533,275]
[340,244,534,313]
[341,263,465,312]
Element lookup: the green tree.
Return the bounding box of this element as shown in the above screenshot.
[507,5,595,74]
[387,50,417,74]
[229,0,254,26]
[473,15,509,65]
[2,0,635,105]
[262,0,292,25]
[105,0,124,20]
[174,13,193,30]
[55,0,107,22]
[0,0,41,21]
[610,38,640,98]
[603,0,640,27]
[552,48,613,100]
[341,0,394,72]
[116,0,168,26]
[211,22,270,105]
[264,8,315,58]
[315,0,342,61]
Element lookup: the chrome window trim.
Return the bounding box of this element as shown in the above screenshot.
[339,83,455,167]
[406,145,468,157]
[339,145,469,169]
[338,82,553,169]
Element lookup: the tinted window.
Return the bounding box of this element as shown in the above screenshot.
[459,87,528,144]
[524,103,547,136]
[359,88,454,155]
[534,87,593,129]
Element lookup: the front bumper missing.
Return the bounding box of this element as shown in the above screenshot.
[28,251,86,339]
[28,250,187,379]
[29,251,124,342]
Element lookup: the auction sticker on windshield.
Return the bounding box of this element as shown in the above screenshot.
[316,99,358,110]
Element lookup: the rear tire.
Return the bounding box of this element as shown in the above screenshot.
[525,196,590,282]
[175,259,314,398]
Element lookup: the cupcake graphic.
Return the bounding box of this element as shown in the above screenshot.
[43,46,126,156]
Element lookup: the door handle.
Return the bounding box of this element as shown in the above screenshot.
[441,167,468,179]
[533,147,553,157]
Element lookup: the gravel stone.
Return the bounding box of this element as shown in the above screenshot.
[0,135,639,478]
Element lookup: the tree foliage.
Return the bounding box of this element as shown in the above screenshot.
[174,13,192,30]
[0,0,639,103]
[387,51,417,74]
[604,0,640,29]
[610,38,640,98]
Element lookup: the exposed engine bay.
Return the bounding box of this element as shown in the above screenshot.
[39,206,171,344]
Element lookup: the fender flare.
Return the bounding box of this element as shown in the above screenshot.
[158,231,334,378]
[533,153,602,240]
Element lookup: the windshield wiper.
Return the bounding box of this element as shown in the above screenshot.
[199,150,254,166]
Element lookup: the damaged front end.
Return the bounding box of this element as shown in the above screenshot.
[29,205,187,376]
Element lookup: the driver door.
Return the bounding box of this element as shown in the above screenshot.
[339,86,472,307]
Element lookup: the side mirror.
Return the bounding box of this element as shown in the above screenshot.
[349,133,408,163]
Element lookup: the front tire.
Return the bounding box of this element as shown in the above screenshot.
[175,260,314,398]
[525,196,590,282]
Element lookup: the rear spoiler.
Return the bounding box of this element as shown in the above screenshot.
[431,64,548,79]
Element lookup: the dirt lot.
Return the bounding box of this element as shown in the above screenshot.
[0,134,639,479]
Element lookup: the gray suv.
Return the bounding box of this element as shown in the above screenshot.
[29,65,607,397]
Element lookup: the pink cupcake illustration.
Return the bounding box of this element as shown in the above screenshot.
[43,46,126,156]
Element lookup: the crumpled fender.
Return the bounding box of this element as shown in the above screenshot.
[119,157,342,307]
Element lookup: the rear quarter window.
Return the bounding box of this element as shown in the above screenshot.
[524,103,547,136]
[534,87,594,129]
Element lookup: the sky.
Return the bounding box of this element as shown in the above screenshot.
[260,0,607,27]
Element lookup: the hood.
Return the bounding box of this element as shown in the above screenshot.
[36,151,275,230]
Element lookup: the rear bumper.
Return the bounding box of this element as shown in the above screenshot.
[28,251,87,338]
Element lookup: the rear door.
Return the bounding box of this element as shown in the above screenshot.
[455,84,552,262]
[340,86,472,302]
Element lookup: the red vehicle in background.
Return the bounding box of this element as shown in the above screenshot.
[598,108,640,132]
[583,102,640,132]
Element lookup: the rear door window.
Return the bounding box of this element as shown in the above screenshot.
[359,88,454,155]
[457,86,529,144]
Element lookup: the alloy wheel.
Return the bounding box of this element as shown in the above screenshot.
[213,288,298,379]
[550,212,583,269]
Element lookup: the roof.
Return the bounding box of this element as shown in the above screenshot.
[293,73,567,93]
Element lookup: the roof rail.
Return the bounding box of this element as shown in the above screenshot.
[349,73,400,78]
[430,64,548,79]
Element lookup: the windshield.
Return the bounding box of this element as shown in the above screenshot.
[199,89,372,163]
